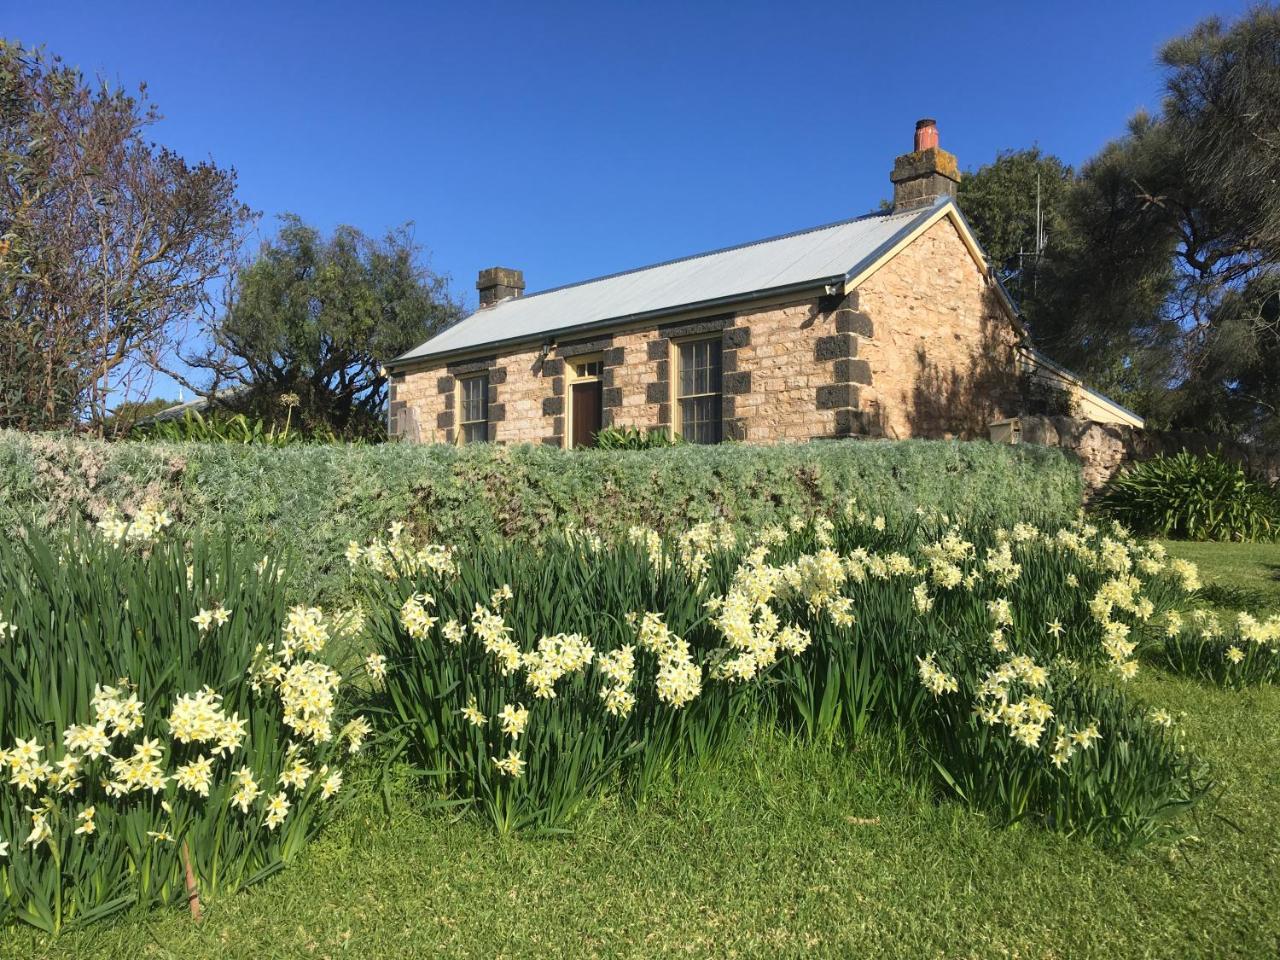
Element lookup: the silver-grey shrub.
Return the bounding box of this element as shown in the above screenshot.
[0,431,1082,604]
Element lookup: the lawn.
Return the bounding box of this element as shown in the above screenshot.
[5,542,1279,960]
[1163,540,1280,613]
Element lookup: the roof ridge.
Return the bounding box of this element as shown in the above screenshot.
[485,205,915,308]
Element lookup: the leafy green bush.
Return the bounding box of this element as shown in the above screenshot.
[1098,451,1280,541]
[0,522,355,932]
[0,432,1083,604]
[130,409,354,446]
[593,425,681,450]
[356,512,1208,847]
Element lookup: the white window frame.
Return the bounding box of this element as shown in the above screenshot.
[673,335,723,445]
[457,373,489,444]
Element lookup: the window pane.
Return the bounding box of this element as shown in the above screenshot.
[459,374,489,443]
[676,337,722,444]
[679,342,696,396]
[677,339,722,399]
[680,395,722,444]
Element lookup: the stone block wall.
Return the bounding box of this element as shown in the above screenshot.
[855,217,1020,439]
[1018,415,1280,492]
[390,295,859,446]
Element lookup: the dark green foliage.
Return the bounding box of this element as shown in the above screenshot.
[955,147,1074,303]
[1160,608,1280,690]
[0,432,1082,603]
[364,539,742,832]
[1098,451,1279,542]
[1024,8,1280,442]
[1163,629,1280,690]
[180,215,462,438]
[592,425,682,450]
[362,514,1207,847]
[921,663,1205,843]
[129,410,356,446]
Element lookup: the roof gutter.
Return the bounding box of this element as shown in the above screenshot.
[383,275,845,371]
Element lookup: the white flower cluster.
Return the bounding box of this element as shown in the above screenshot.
[167,687,246,756]
[560,523,604,553]
[633,612,703,707]
[627,526,667,571]
[471,602,519,674]
[191,605,230,633]
[281,606,330,661]
[1088,575,1152,680]
[522,633,595,699]
[400,593,439,641]
[276,660,343,743]
[916,652,959,697]
[674,520,738,582]
[973,656,1057,749]
[96,501,172,546]
[346,522,455,580]
[596,644,637,718]
[1235,611,1280,648]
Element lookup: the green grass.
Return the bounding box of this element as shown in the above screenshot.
[6,542,1280,959]
[1163,540,1280,613]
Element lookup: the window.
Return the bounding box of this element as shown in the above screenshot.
[573,358,603,379]
[676,338,722,444]
[458,374,488,444]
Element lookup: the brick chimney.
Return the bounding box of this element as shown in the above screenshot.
[890,118,960,212]
[476,266,525,307]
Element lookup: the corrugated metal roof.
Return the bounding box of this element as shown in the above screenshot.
[392,200,947,365]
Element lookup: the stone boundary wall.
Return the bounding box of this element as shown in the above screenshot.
[1017,415,1280,493]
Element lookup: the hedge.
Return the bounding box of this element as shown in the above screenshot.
[0,432,1082,602]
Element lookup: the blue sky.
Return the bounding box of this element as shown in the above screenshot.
[3,0,1255,400]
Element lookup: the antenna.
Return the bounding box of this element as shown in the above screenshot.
[1033,171,1044,295]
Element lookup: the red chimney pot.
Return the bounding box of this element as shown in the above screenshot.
[914,118,939,152]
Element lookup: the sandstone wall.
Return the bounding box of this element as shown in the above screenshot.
[729,299,844,442]
[854,217,1019,439]
[1018,415,1280,492]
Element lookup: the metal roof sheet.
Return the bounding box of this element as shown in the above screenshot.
[392,200,946,365]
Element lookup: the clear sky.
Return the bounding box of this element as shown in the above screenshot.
[2,0,1256,399]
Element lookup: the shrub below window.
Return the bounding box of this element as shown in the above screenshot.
[592,425,681,450]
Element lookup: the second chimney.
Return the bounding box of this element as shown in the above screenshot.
[477,266,525,307]
[890,118,960,212]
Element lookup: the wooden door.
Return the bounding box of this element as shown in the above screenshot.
[571,380,602,448]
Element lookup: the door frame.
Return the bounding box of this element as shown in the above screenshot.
[565,352,604,449]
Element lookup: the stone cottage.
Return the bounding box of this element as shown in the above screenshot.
[385,120,1138,448]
